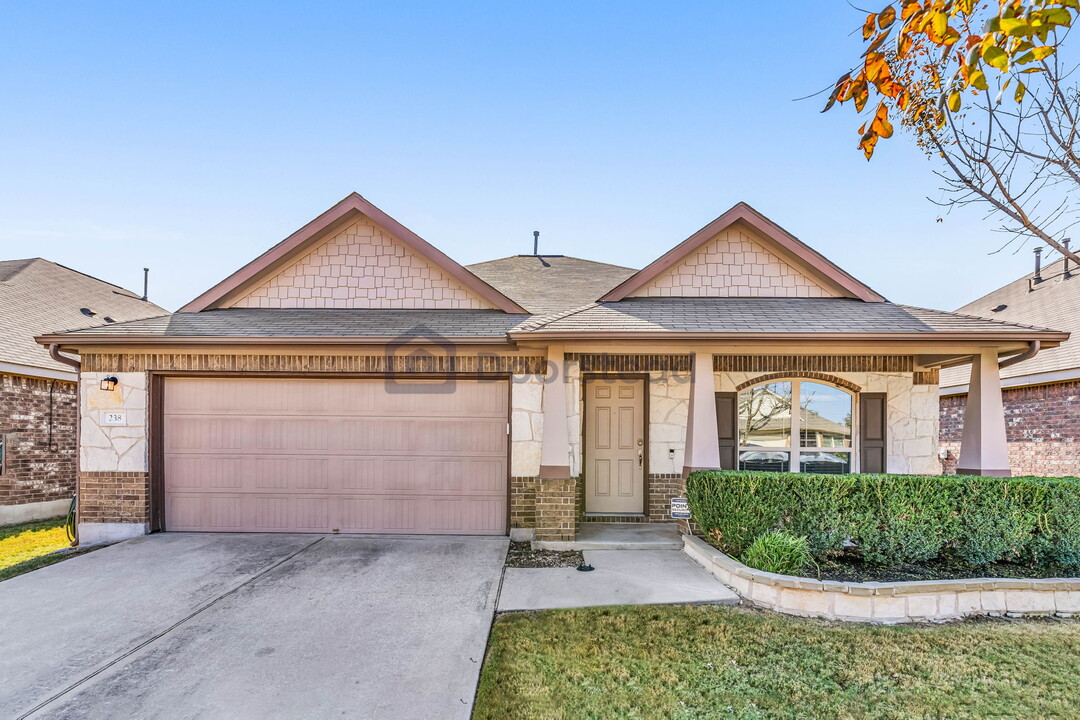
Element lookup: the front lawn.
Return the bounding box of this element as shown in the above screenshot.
[474,605,1080,719]
[0,518,73,581]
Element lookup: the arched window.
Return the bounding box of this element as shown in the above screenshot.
[737,380,853,474]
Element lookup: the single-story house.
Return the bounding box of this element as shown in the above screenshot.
[941,251,1079,476]
[36,194,1069,545]
[0,259,165,525]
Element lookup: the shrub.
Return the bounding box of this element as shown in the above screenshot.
[952,476,1047,566]
[686,470,1080,571]
[845,474,958,565]
[740,531,813,575]
[685,471,792,556]
[1045,477,1080,566]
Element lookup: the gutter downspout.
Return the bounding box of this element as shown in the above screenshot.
[998,340,1041,370]
[48,344,81,546]
[48,344,81,371]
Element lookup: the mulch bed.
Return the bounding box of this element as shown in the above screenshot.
[809,554,1076,583]
[505,541,584,569]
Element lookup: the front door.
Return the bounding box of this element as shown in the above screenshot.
[585,377,645,514]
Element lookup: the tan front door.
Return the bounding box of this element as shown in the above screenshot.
[585,378,645,514]
[162,377,508,535]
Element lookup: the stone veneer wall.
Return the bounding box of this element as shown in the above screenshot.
[627,226,838,299]
[685,535,1080,623]
[648,370,690,476]
[78,371,150,541]
[941,380,1080,477]
[80,372,148,475]
[226,216,496,310]
[0,374,77,509]
[510,375,544,478]
[716,369,940,475]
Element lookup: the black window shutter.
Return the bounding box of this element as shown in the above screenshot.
[715,392,738,470]
[859,392,887,473]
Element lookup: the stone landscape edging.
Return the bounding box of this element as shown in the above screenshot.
[683,534,1080,623]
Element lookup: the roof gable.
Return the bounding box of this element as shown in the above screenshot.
[182,193,526,313]
[601,203,886,303]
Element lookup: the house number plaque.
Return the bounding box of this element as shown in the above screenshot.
[102,411,127,426]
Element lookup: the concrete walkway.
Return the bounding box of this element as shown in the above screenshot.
[497,549,740,612]
[533,522,682,551]
[1,533,507,720]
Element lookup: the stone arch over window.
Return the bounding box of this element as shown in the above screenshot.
[735,372,861,394]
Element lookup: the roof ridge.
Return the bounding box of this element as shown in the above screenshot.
[466,255,638,272]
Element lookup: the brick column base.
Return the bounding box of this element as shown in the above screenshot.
[510,476,537,529]
[535,477,578,542]
[79,471,150,523]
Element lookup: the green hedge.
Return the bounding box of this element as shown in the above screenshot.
[685,470,1080,568]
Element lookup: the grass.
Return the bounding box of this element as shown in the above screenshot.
[0,517,75,582]
[474,605,1080,720]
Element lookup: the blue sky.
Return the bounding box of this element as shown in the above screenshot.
[0,1,1054,313]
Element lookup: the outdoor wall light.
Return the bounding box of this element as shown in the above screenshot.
[99,376,119,391]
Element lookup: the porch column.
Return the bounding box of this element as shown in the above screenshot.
[536,345,576,542]
[957,348,1011,477]
[539,346,571,478]
[683,351,721,475]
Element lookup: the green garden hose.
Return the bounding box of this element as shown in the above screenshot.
[65,495,77,546]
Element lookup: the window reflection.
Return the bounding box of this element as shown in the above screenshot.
[738,382,792,447]
[736,380,855,474]
[799,451,851,474]
[799,382,852,448]
[739,451,790,473]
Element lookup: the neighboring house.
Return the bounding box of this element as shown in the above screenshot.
[0,259,166,525]
[36,194,1069,545]
[940,254,1080,477]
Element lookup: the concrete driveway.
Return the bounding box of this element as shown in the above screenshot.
[0,533,508,720]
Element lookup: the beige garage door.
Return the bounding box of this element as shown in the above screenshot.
[163,377,508,535]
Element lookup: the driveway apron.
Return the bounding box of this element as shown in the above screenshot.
[1,533,508,720]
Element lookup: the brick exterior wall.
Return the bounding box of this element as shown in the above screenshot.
[510,476,536,529]
[648,474,684,521]
[714,355,915,373]
[940,380,1080,477]
[78,471,150,523]
[81,353,545,374]
[534,477,577,542]
[0,374,77,507]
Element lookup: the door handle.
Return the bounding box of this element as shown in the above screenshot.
[638,449,643,469]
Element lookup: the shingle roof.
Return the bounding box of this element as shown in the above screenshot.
[941,258,1080,387]
[466,255,637,314]
[512,297,1063,335]
[0,259,168,374]
[48,308,529,339]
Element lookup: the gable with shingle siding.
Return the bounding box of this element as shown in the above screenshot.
[627,224,839,299]
[225,216,498,310]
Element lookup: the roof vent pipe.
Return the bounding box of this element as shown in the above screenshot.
[533,231,540,256]
[141,267,149,301]
[1065,239,1073,279]
[1033,247,1044,284]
